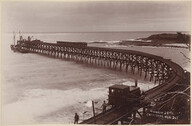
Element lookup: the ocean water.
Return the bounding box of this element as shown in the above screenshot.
[1,31,190,125]
[7,31,183,43]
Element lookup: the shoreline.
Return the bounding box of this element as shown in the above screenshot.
[89,41,189,49]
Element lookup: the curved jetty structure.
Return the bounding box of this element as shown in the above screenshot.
[11,38,189,124]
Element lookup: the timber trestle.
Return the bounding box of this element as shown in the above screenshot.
[14,40,185,124]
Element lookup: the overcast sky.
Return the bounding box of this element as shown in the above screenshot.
[1,1,191,33]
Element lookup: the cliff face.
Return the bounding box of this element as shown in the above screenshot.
[141,32,190,44]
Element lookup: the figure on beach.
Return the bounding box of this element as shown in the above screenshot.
[74,113,79,124]
[101,100,107,113]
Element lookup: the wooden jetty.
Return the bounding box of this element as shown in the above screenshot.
[10,38,188,124]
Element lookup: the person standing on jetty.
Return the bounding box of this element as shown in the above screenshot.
[74,113,79,124]
[101,100,107,113]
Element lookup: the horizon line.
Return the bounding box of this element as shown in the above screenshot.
[5,30,190,34]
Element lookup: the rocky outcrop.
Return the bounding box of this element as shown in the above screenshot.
[141,32,190,44]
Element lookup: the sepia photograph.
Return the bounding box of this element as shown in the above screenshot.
[1,0,191,125]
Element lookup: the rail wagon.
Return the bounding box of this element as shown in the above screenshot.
[108,84,141,106]
[57,41,87,47]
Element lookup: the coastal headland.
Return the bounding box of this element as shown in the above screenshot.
[118,32,190,49]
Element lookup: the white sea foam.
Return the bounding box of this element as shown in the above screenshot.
[2,87,108,124]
